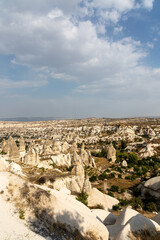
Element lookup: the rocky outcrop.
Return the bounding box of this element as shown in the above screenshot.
[106,143,116,162]
[40,140,53,159]
[116,213,160,240]
[139,143,156,158]
[23,145,39,166]
[52,175,91,193]
[19,136,25,153]
[88,188,119,210]
[71,151,84,176]
[107,207,159,240]
[80,143,96,167]
[51,153,72,167]
[4,136,20,161]
[141,176,160,199]
[52,140,61,155]
[70,138,78,153]
[0,157,8,172]
[7,173,109,240]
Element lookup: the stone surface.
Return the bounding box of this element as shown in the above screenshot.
[106,143,116,162]
[116,213,160,240]
[0,156,8,172]
[141,176,160,199]
[8,174,109,240]
[88,188,119,210]
[91,209,117,225]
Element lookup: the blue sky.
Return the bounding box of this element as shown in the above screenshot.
[0,0,160,118]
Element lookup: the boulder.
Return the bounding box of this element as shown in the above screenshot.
[88,188,119,210]
[107,207,139,239]
[141,176,160,199]
[122,160,127,167]
[116,213,160,240]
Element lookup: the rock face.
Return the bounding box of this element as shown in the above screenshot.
[106,207,139,239]
[139,143,156,158]
[52,140,61,155]
[9,162,23,177]
[141,176,160,199]
[70,138,78,153]
[41,140,53,157]
[80,143,96,167]
[1,139,7,151]
[116,213,160,240]
[19,136,25,153]
[51,153,71,167]
[91,209,117,225]
[7,174,109,240]
[88,188,119,210]
[106,143,116,162]
[0,157,8,172]
[23,145,39,166]
[52,175,92,193]
[3,136,20,161]
[71,151,84,176]
[106,207,160,240]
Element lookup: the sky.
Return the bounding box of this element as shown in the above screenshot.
[0,0,160,119]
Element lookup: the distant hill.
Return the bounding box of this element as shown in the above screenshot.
[0,117,58,122]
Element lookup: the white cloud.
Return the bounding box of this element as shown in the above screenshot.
[0,78,47,89]
[114,26,123,34]
[142,0,154,10]
[88,0,136,13]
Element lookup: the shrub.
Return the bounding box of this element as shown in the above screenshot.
[76,192,88,206]
[119,199,130,207]
[131,197,143,210]
[108,191,114,197]
[112,204,121,211]
[120,140,127,150]
[125,176,131,180]
[89,175,97,182]
[93,204,104,209]
[98,172,108,180]
[19,209,25,220]
[108,172,115,179]
[146,202,157,212]
[110,185,119,192]
[132,187,141,197]
[120,188,125,193]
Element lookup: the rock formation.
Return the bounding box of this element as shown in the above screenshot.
[19,136,25,153]
[52,139,61,155]
[106,143,116,162]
